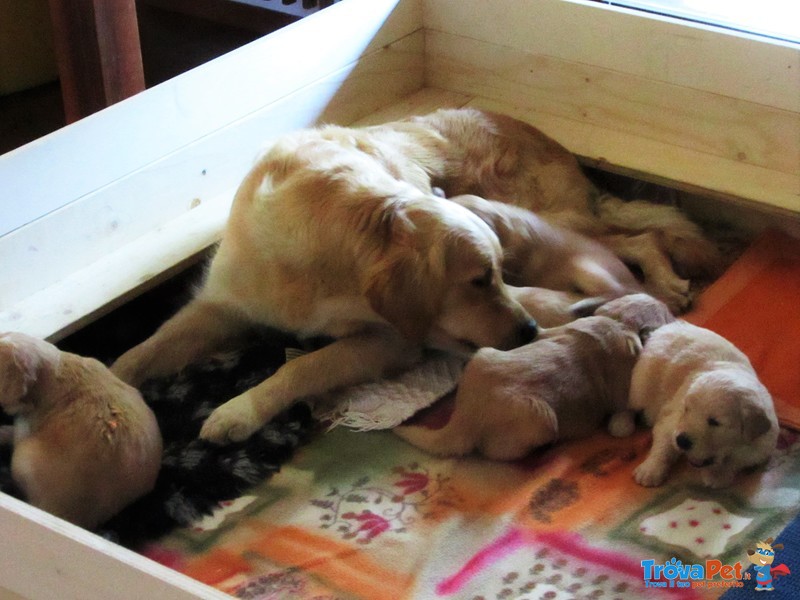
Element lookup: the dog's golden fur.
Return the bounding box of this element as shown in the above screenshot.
[449,194,642,298]
[113,134,536,444]
[0,332,162,529]
[356,108,723,311]
[114,108,722,444]
[394,316,641,460]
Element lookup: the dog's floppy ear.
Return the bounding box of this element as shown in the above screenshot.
[0,335,42,402]
[740,398,773,441]
[362,206,444,342]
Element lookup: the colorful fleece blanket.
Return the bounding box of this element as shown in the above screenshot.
[139,229,800,598]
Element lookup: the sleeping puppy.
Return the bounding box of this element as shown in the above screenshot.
[362,108,723,311]
[394,316,641,460]
[450,194,642,298]
[0,332,162,529]
[624,319,778,488]
[112,133,537,444]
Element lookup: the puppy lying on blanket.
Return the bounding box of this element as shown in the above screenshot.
[595,294,779,488]
[393,316,641,460]
[0,332,162,529]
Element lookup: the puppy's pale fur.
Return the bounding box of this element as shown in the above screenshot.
[589,294,778,488]
[0,333,162,529]
[450,194,642,298]
[394,316,641,460]
[113,134,536,444]
[629,321,778,487]
[358,108,723,311]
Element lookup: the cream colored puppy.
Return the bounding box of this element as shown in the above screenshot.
[628,321,778,488]
[394,316,641,460]
[0,332,162,529]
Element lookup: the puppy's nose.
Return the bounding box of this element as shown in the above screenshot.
[517,319,538,346]
[676,433,693,451]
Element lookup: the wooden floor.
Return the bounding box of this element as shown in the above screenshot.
[0,2,296,156]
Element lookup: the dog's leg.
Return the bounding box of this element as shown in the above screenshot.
[634,416,681,487]
[199,329,422,444]
[111,299,250,386]
[601,233,692,313]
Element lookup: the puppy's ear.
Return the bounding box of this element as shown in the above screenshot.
[0,336,41,403]
[740,400,773,441]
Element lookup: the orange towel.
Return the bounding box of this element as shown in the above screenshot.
[685,229,800,429]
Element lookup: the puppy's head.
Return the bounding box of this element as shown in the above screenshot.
[672,368,777,469]
[365,197,537,354]
[594,293,676,341]
[0,333,45,414]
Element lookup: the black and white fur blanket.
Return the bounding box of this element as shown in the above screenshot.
[0,332,318,548]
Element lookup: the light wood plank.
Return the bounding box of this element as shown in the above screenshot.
[426,30,800,178]
[465,96,800,216]
[423,0,800,113]
[350,86,471,126]
[0,32,424,340]
[0,0,420,237]
[0,30,424,321]
[0,493,229,600]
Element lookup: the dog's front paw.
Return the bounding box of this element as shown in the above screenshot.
[199,393,263,445]
[634,459,669,487]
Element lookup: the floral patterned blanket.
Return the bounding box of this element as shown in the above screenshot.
[140,229,800,599]
[143,424,800,599]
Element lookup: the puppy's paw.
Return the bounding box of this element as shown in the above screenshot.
[608,411,636,438]
[199,393,263,445]
[701,468,735,489]
[651,277,692,313]
[633,459,669,487]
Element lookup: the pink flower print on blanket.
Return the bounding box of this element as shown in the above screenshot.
[310,463,459,544]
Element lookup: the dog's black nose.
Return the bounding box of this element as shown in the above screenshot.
[676,433,693,451]
[517,319,538,345]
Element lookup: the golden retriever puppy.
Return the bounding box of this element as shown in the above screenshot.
[627,320,778,488]
[0,332,162,529]
[593,292,677,339]
[360,108,723,311]
[394,316,641,460]
[112,134,537,444]
[450,194,642,298]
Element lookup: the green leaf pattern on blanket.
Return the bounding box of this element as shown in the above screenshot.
[311,462,459,543]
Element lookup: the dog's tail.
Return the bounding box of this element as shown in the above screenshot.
[594,194,723,278]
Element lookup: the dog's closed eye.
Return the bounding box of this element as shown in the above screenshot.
[707,417,720,427]
[471,268,494,289]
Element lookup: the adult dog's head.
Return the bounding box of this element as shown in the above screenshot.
[363,195,538,355]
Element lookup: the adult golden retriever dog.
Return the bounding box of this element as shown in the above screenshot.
[112,133,537,444]
[354,108,723,312]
